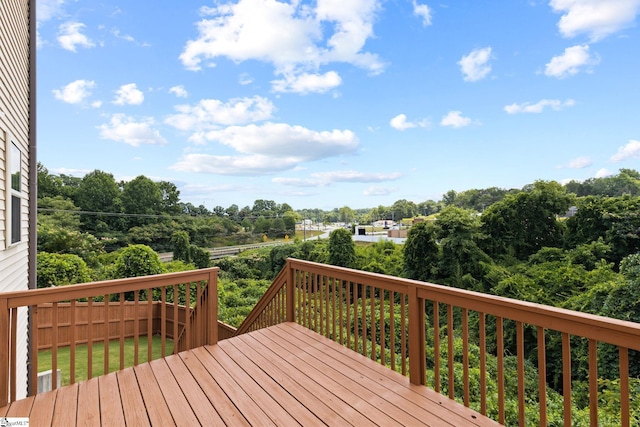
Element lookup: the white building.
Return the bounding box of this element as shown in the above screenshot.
[1,0,36,399]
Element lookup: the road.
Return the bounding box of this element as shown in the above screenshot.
[158,240,294,262]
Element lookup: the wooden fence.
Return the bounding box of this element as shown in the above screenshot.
[35,302,190,350]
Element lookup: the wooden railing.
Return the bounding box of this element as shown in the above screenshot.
[237,258,640,426]
[0,268,219,406]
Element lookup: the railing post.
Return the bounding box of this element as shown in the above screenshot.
[208,269,218,345]
[0,298,9,406]
[286,260,295,323]
[408,285,426,385]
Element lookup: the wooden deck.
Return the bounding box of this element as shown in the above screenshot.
[1,323,498,426]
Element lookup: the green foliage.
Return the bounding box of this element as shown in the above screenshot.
[171,230,191,262]
[189,244,211,269]
[481,181,572,260]
[112,244,164,279]
[37,252,93,288]
[434,206,492,290]
[403,221,439,281]
[218,278,271,327]
[328,228,356,268]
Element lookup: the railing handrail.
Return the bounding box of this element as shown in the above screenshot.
[0,268,219,308]
[234,266,289,336]
[286,258,640,351]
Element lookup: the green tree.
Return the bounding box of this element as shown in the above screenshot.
[121,176,163,228]
[403,221,439,282]
[435,206,491,290]
[328,228,356,268]
[171,231,191,263]
[76,170,123,233]
[158,180,181,215]
[112,244,164,279]
[37,252,92,288]
[481,181,572,260]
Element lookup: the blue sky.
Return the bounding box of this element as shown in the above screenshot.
[37,0,640,210]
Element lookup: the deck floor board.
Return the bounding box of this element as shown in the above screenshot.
[2,323,499,426]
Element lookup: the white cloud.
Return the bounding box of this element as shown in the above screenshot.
[458,47,492,82]
[37,0,67,22]
[171,154,299,175]
[111,28,135,43]
[544,44,599,78]
[440,111,472,128]
[389,114,430,130]
[272,177,325,187]
[549,0,640,41]
[170,122,359,176]
[504,98,576,114]
[165,96,275,132]
[179,0,384,94]
[610,139,640,162]
[363,186,398,196]
[239,73,253,85]
[113,83,144,105]
[52,79,96,104]
[196,123,358,158]
[98,114,167,147]
[390,114,415,130]
[272,71,342,94]
[564,156,593,169]
[169,85,188,98]
[311,170,402,182]
[595,168,613,178]
[413,1,432,26]
[57,22,95,52]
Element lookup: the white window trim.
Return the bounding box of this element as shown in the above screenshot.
[5,131,24,247]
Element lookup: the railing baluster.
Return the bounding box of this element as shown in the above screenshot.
[10,307,17,402]
[147,288,152,362]
[497,316,505,425]
[103,295,109,376]
[52,302,58,391]
[589,339,597,427]
[332,278,337,341]
[462,308,469,407]
[185,284,191,351]
[401,294,406,377]
[346,281,351,350]
[87,298,93,379]
[70,300,76,385]
[314,273,319,332]
[362,284,367,357]
[0,298,8,406]
[537,326,547,427]
[353,282,359,354]
[134,291,139,365]
[433,301,440,391]
[479,312,487,415]
[371,286,376,361]
[447,304,454,399]
[620,347,629,427]
[326,276,330,338]
[30,305,39,395]
[390,291,395,372]
[517,321,525,427]
[562,332,571,427]
[380,289,385,366]
[338,278,343,346]
[173,285,178,354]
[369,286,378,360]
[161,287,166,357]
[119,292,125,370]
[319,275,324,336]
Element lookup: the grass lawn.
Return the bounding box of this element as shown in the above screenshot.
[38,336,173,386]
